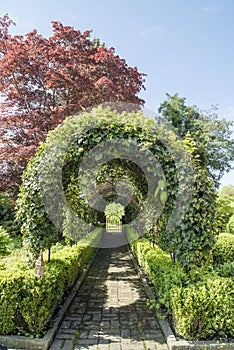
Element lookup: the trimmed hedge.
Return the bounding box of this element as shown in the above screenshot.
[127,228,234,340]
[128,229,188,312]
[213,232,234,264]
[171,276,234,340]
[0,227,102,336]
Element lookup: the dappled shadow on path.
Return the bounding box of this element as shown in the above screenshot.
[49,231,167,350]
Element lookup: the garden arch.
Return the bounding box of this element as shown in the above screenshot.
[17,104,217,269]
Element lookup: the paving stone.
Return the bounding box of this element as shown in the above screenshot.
[121,341,144,350]
[76,338,98,345]
[56,332,76,340]
[97,344,109,350]
[78,330,90,339]
[61,340,74,350]
[109,342,122,349]
[48,241,168,350]
[48,339,64,350]
[156,344,170,350]
[60,320,72,329]
[145,339,158,349]
[74,346,98,350]
[57,328,78,335]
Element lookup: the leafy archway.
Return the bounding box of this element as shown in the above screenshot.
[105,202,125,232]
[16,105,217,269]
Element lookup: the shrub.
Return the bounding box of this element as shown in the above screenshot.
[227,214,234,234]
[215,261,234,278]
[0,271,25,334]
[128,229,234,340]
[0,192,20,237]
[0,226,10,256]
[171,276,234,340]
[212,232,234,264]
[0,227,102,336]
[129,234,188,312]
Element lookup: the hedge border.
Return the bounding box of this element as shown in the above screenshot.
[1,241,233,350]
[128,244,234,350]
[0,246,99,350]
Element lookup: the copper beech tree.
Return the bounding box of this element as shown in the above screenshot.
[0,14,146,191]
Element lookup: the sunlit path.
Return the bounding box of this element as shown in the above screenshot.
[49,238,168,350]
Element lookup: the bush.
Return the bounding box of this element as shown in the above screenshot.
[171,276,234,340]
[0,227,102,336]
[129,233,188,312]
[128,229,234,341]
[227,214,234,234]
[0,192,20,237]
[0,226,10,256]
[212,232,234,264]
[0,271,25,334]
[215,261,234,278]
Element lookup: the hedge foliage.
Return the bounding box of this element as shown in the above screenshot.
[0,226,10,256]
[171,277,234,340]
[128,232,188,312]
[0,192,20,237]
[0,227,102,336]
[212,232,234,264]
[16,106,217,270]
[128,230,234,340]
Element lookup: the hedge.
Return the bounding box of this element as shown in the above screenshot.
[127,228,234,340]
[171,276,234,340]
[127,229,188,312]
[212,232,234,264]
[0,227,102,336]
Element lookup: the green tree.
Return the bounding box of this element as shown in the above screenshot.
[217,185,234,232]
[158,93,234,182]
[105,203,125,222]
[220,184,234,198]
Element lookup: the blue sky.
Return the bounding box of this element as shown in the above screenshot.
[1,0,233,187]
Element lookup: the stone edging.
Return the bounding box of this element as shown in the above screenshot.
[0,249,98,350]
[128,246,234,350]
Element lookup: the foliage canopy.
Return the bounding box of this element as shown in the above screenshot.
[158,93,234,183]
[0,14,145,191]
[17,106,217,269]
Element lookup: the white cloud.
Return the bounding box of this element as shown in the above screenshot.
[203,4,220,14]
[140,25,166,38]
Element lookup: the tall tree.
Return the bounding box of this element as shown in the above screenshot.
[0,14,145,191]
[158,93,234,183]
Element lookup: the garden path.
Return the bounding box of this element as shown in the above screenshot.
[49,232,168,350]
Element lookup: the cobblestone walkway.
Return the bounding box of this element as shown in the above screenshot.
[49,239,168,350]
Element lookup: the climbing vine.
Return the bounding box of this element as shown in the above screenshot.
[16,105,217,269]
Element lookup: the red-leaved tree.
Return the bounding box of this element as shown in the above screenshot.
[0,14,146,191]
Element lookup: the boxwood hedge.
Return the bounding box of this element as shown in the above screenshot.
[171,276,234,340]
[212,232,234,264]
[127,228,234,340]
[0,227,102,336]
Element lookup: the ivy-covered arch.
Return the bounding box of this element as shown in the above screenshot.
[16,105,217,269]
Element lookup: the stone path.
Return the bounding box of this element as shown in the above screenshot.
[49,236,168,350]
